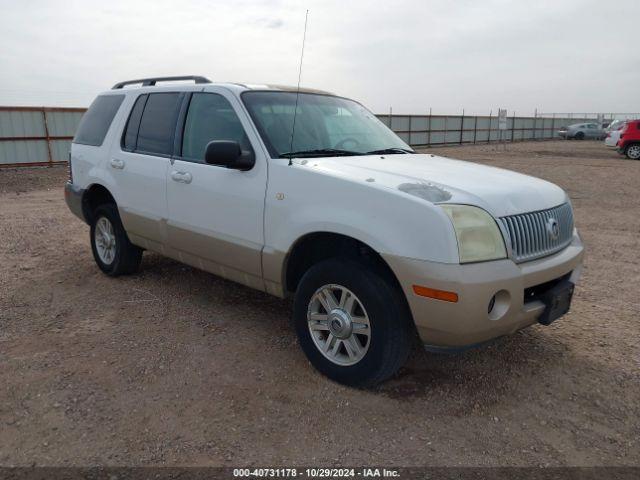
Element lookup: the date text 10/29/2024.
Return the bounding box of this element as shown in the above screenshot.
[233,468,400,478]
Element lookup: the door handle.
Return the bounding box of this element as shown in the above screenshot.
[110,158,125,169]
[170,171,192,184]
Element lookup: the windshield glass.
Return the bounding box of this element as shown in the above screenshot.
[242,91,412,157]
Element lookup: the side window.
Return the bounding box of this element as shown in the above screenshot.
[181,93,251,162]
[136,93,182,156]
[73,95,124,146]
[122,94,148,151]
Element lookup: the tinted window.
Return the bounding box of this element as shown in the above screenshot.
[122,94,148,151]
[136,93,182,156]
[181,93,251,162]
[73,95,124,146]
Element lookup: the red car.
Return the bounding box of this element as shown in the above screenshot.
[617,119,640,160]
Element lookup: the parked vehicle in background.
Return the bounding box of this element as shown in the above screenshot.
[605,121,626,148]
[617,120,640,159]
[558,122,605,140]
[64,75,584,387]
[606,119,626,132]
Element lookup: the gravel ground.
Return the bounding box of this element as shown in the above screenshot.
[0,141,638,467]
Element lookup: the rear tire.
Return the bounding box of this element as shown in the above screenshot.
[293,258,413,387]
[90,204,142,276]
[625,143,640,160]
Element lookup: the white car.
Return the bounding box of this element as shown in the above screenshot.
[65,76,584,386]
[604,120,626,147]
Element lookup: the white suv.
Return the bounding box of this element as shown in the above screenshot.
[65,76,584,386]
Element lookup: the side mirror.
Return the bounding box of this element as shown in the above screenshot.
[204,140,255,170]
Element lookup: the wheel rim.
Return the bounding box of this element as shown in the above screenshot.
[628,145,640,159]
[307,284,371,366]
[95,217,116,265]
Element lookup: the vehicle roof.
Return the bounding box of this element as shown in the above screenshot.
[101,82,335,97]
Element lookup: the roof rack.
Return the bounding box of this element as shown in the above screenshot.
[111,75,212,90]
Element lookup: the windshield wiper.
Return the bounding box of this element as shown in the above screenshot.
[279,148,365,158]
[366,147,415,155]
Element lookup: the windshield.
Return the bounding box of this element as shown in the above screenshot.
[241,91,412,158]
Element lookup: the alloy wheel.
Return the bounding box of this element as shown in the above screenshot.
[94,216,116,265]
[307,284,371,366]
[627,145,640,160]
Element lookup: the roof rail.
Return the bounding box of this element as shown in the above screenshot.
[111,75,212,90]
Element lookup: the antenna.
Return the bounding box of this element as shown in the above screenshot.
[288,9,309,166]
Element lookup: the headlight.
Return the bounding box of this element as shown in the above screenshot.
[440,205,507,263]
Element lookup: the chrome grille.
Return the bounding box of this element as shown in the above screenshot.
[500,203,574,263]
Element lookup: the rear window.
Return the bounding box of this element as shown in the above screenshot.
[73,95,125,146]
[135,93,182,156]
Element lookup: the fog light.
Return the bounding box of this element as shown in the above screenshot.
[488,290,511,321]
[488,295,496,314]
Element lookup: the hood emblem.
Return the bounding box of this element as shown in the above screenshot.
[546,217,560,240]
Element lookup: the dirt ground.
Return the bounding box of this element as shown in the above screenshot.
[0,141,638,467]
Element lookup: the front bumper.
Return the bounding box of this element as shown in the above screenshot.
[64,181,87,223]
[383,233,584,348]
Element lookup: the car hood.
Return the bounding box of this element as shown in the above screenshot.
[295,153,567,217]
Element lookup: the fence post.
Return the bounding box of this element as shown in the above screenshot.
[459,109,464,145]
[473,114,478,144]
[388,106,392,129]
[41,107,53,167]
[511,111,516,142]
[533,108,537,141]
[488,110,492,145]
[427,107,432,147]
[444,116,448,145]
[408,115,413,147]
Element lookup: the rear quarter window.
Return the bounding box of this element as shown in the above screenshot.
[73,95,125,146]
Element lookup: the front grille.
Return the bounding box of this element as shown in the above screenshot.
[500,203,574,263]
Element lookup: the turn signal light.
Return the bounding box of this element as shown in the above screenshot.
[412,285,459,303]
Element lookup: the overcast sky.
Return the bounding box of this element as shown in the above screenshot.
[1,0,638,114]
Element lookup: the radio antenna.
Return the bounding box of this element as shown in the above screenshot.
[288,9,309,166]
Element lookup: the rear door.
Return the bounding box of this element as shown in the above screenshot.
[110,92,183,250]
[165,89,268,286]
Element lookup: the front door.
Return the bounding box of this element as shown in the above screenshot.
[165,90,268,289]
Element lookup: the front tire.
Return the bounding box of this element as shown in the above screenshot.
[90,204,142,276]
[625,143,640,160]
[574,131,585,140]
[293,258,413,387]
